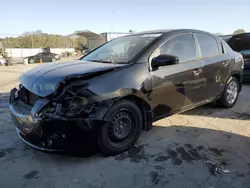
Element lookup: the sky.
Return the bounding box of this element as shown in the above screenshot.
[1,0,250,37]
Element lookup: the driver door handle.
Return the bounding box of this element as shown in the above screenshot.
[223,61,229,67]
[192,68,202,76]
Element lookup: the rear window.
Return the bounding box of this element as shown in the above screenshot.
[197,34,219,58]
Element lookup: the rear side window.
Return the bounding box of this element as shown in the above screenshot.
[197,34,219,58]
[222,40,233,52]
[158,34,197,63]
[218,41,224,54]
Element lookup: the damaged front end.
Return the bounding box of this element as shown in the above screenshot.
[10,76,114,153]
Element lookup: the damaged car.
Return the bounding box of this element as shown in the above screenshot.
[10,29,244,155]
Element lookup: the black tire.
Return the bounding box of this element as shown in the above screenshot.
[98,99,142,155]
[217,76,239,108]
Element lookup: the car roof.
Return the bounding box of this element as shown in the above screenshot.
[130,29,217,37]
[133,29,174,34]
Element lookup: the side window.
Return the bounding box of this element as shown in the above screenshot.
[197,34,219,58]
[217,40,224,54]
[222,40,233,53]
[220,42,225,54]
[158,34,197,63]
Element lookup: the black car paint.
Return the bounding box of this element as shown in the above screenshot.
[26,52,59,63]
[10,29,244,153]
[20,60,126,97]
[220,33,250,81]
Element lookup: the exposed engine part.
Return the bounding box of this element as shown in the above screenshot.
[55,103,62,115]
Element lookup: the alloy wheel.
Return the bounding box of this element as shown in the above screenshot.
[226,80,238,104]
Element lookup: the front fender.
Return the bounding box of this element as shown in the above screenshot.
[85,88,152,119]
[56,63,152,129]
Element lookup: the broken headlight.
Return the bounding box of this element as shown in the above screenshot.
[70,96,88,108]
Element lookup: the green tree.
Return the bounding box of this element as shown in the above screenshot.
[0,31,79,48]
[233,29,245,35]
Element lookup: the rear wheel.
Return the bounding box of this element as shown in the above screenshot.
[217,77,239,108]
[98,100,142,155]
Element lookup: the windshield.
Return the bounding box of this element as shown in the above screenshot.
[82,34,162,64]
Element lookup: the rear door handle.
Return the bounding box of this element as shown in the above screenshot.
[192,68,202,76]
[223,61,229,67]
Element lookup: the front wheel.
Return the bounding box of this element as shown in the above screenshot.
[29,58,35,64]
[217,77,239,108]
[98,100,142,155]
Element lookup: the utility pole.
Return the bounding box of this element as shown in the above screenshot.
[31,32,34,48]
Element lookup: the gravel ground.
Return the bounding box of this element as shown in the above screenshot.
[0,64,250,188]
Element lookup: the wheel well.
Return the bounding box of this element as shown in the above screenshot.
[119,95,153,131]
[231,74,242,92]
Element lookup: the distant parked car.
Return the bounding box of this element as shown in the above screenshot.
[220,33,250,81]
[24,52,60,64]
[10,29,244,155]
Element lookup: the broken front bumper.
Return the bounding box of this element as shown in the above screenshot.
[9,88,98,153]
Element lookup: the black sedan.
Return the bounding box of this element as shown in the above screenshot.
[10,29,243,155]
[24,52,60,64]
[220,33,250,81]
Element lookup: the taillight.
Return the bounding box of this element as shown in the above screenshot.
[241,57,244,69]
[236,54,244,69]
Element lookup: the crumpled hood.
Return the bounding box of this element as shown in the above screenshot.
[20,60,126,97]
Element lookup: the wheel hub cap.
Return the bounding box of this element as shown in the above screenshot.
[226,81,238,104]
[108,111,133,140]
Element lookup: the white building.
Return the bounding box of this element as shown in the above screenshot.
[77,31,130,50]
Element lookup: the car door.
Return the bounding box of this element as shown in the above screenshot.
[41,53,51,62]
[195,33,227,100]
[33,53,42,63]
[150,33,204,119]
[46,53,54,62]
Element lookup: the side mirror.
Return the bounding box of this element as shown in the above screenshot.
[151,54,179,69]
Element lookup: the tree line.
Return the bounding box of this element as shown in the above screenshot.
[0,29,247,49]
[0,30,87,49]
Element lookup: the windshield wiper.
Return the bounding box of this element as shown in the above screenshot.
[89,60,122,64]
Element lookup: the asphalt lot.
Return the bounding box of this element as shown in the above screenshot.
[0,64,250,188]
